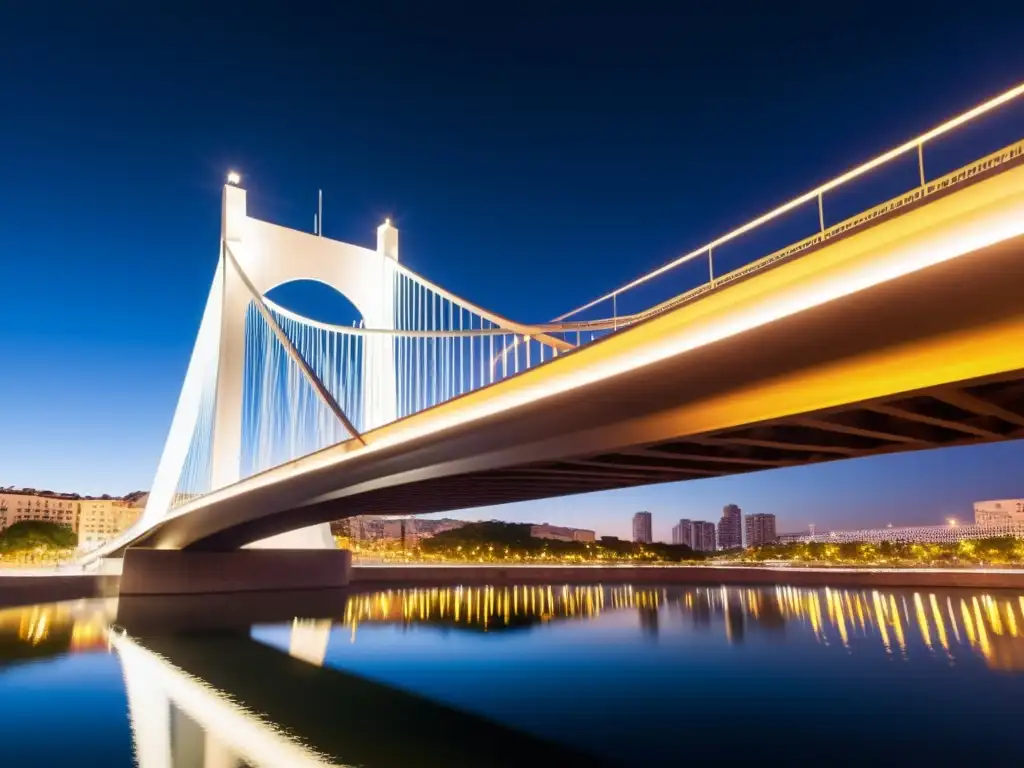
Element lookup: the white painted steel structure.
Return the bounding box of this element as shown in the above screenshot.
[81,80,1024,561]
[141,184,573,549]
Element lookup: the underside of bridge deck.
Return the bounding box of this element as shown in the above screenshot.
[273,374,1024,517]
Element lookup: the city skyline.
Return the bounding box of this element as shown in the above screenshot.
[2,444,1021,543]
[4,7,1024,542]
[10,476,1014,546]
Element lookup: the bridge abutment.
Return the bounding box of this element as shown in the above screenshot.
[118,548,352,596]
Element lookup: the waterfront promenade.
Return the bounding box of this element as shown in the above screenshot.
[349,564,1024,590]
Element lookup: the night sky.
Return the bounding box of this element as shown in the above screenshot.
[3,3,1024,540]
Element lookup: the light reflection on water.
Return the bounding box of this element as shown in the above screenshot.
[1,584,1024,766]
[338,584,1024,670]
[6,585,1024,671]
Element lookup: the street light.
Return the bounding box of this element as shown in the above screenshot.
[226,170,241,185]
[948,518,958,527]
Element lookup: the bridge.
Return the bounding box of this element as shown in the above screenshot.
[85,83,1024,593]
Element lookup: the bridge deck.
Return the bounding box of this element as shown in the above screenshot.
[128,151,1024,550]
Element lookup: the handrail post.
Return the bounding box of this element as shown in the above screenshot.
[613,295,618,331]
[550,81,1024,325]
[708,247,714,282]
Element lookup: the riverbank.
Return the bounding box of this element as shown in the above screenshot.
[5,563,1024,609]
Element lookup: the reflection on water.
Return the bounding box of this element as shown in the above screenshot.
[7,584,1024,671]
[2,584,1024,766]
[339,584,1024,669]
[0,599,114,663]
[344,583,664,633]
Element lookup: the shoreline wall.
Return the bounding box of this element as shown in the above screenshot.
[350,565,1024,590]
[4,564,1024,609]
[0,574,119,609]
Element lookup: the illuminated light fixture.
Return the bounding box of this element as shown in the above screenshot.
[227,171,241,185]
[948,518,958,527]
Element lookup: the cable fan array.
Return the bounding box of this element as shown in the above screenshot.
[237,272,574,479]
[390,271,566,418]
[239,303,361,478]
[169,269,585,505]
[169,311,221,510]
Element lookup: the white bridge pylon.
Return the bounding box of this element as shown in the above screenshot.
[141,182,574,539]
[215,184,401,491]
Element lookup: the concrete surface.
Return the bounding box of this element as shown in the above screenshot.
[119,548,352,595]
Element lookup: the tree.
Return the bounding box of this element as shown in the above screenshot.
[0,521,77,555]
[418,521,701,562]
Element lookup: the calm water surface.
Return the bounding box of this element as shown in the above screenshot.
[1,583,1022,766]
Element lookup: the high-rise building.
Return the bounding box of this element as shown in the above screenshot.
[744,513,777,547]
[672,519,693,547]
[667,518,716,552]
[632,511,653,543]
[672,519,716,552]
[718,504,742,550]
[694,521,717,552]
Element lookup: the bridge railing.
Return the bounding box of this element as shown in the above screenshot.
[553,81,1024,330]
[229,281,579,483]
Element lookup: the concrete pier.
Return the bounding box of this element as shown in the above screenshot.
[118,548,352,596]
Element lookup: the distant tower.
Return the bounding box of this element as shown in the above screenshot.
[672,519,694,547]
[718,505,742,550]
[632,511,653,544]
[744,513,778,547]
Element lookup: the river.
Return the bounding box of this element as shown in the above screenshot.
[0,583,1021,766]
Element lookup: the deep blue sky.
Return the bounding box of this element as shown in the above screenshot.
[2,4,1024,540]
